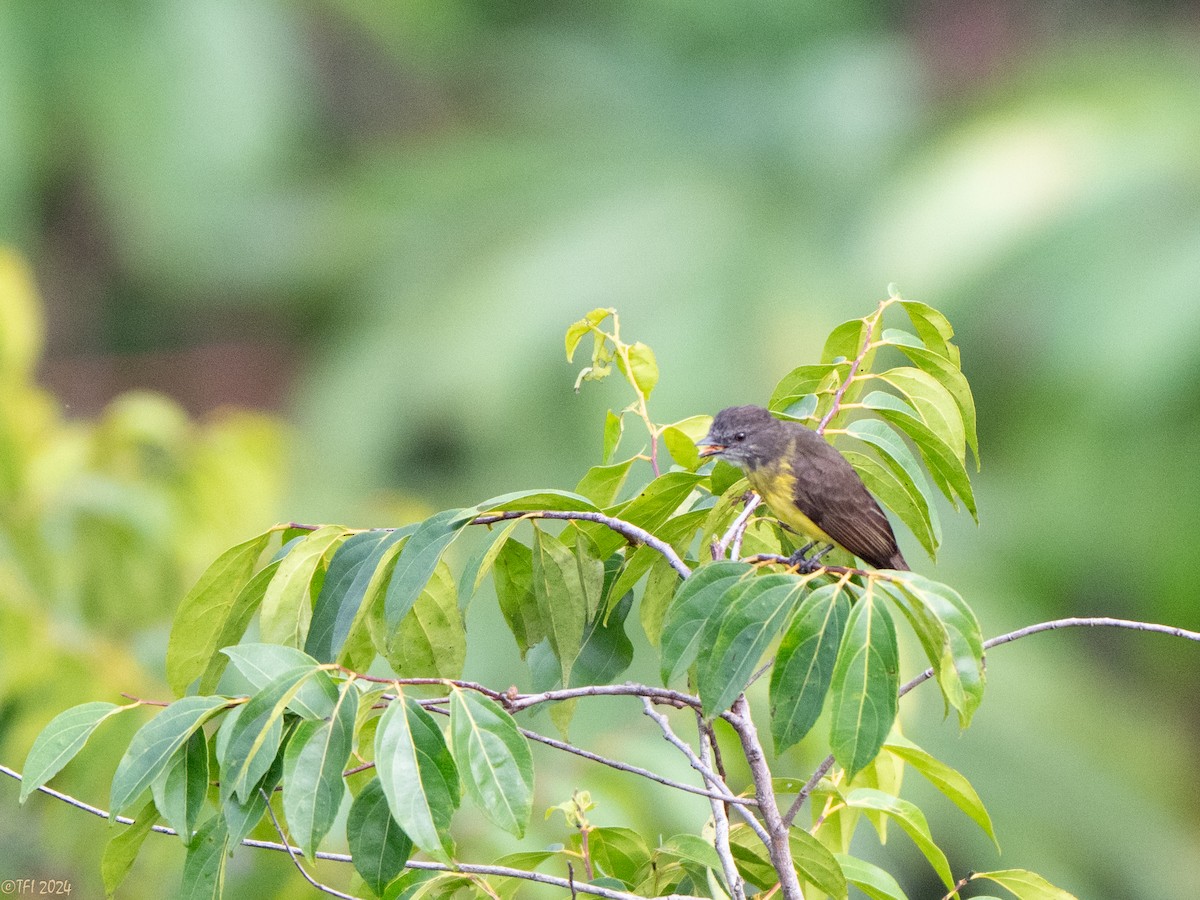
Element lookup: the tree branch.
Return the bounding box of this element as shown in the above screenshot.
[711,493,761,561]
[471,510,691,579]
[421,702,754,807]
[0,764,700,900]
[10,615,1200,898]
[261,788,364,900]
[640,698,771,846]
[781,615,1200,828]
[695,711,746,900]
[507,681,704,713]
[727,696,804,900]
[816,300,887,435]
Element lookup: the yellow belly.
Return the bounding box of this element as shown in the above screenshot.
[746,462,836,546]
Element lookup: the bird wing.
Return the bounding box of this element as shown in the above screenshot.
[786,428,902,569]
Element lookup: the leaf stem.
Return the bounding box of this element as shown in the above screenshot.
[816,298,892,435]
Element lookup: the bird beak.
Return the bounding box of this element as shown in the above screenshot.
[696,441,725,459]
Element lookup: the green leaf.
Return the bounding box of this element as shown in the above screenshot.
[575,458,636,507]
[461,518,524,600]
[492,539,543,657]
[480,489,599,513]
[102,799,158,898]
[166,530,272,695]
[846,787,953,889]
[573,588,635,686]
[657,834,723,876]
[617,341,659,397]
[770,582,853,753]
[899,300,958,365]
[971,869,1079,900]
[222,665,324,803]
[531,525,589,686]
[151,729,208,845]
[305,529,409,663]
[698,574,807,715]
[574,532,607,620]
[583,471,703,559]
[608,507,704,616]
[829,593,899,780]
[769,363,845,411]
[260,525,347,648]
[822,317,873,364]
[179,815,229,900]
[220,728,288,847]
[449,688,534,838]
[221,644,337,720]
[789,828,847,899]
[348,777,414,897]
[863,391,977,520]
[588,826,653,887]
[728,824,777,890]
[640,554,683,648]
[379,561,466,678]
[709,460,745,497]
[662,415,712,472]
[565,307,613,361]
[20,701,128,803]
[374,693,460,863]
[834,854,909,900]
[197,560,280,694]
[603,409,623,463]
[844,418,941,557]
[385,508,478,629]
[884,737,997,847]
[283,679,358,861]
[876,366,965,461]
[884,573,985,725]
[110,696,231,818]
[879,329,978,466]
[659,561,753,684]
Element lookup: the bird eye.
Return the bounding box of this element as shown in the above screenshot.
[734,431,746,442]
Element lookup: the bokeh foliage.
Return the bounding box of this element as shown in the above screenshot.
[3,1,1200,897]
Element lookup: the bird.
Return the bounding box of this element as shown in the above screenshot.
[697,405,909,571]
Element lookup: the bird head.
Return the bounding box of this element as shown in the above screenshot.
[696,405,781,470]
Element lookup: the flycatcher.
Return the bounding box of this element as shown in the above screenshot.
[698,405,909,571]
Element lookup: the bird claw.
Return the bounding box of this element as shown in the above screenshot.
[785,542,833,573]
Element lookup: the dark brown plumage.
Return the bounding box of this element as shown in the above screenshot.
[698,405,909,570]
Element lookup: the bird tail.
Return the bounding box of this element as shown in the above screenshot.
[884,551,910,571]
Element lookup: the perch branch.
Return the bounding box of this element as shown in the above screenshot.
[780,615,1200,828]
[471,510,691,578]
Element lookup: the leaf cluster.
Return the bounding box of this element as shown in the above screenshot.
[18,296,1079,900]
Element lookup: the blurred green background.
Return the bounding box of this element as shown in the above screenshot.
[2,1,1199,898]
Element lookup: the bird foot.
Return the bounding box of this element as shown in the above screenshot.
[785,542,833,573]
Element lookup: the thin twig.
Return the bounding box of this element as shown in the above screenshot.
[712,493,762,561]
[261,788,364,900]
[696,711,746,900]
[779,755,837,830]
[519,722,756,806]
[470,510,690,578]
[816,300,887,435]
[11,615,1200,899]
[0,763,699,900]
[420,701,754,807]
[783,615,1200,829]
[641,698,771,846]
[728,696,803,900]
[900,616,1200,699]
[508,682,704,713]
